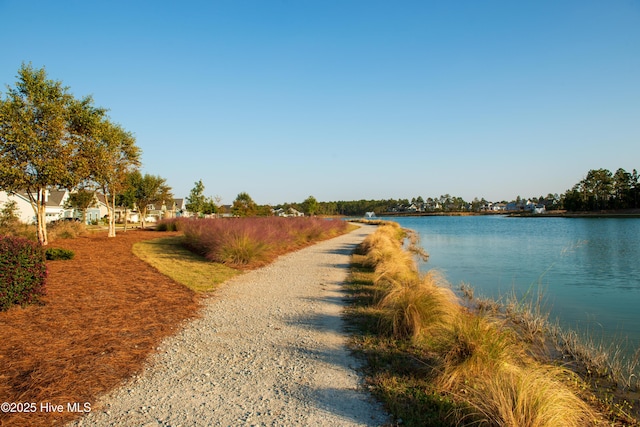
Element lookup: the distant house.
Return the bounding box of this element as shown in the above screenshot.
[173,198,190,217]
[0,189,83,223]
[45,189,72,222]
[533,204,546,214]
[0,190,35,223]
[506,202,521,212]
[288,207,304,217]
[80,192,109,224]
[219,205,233,217]
[272,207,305,217]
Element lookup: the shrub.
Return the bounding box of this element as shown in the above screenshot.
[0,236,47,311]
[181,217,348,268]
[48,220,86,241]
[156,218,183,231]
[45,248,75,260]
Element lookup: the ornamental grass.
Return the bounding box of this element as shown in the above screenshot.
[351,224,606,426]
[179,217,348,269]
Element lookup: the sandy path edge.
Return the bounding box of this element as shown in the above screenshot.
[68,223,390,427]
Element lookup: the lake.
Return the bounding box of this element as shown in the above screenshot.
[378,215,640,353]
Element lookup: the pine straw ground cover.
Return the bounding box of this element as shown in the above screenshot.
[0,230,201,427]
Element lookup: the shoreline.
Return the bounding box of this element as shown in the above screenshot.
[374,209,640,218]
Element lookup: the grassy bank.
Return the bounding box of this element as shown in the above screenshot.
[345,221,638,426]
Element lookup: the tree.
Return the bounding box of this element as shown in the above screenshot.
[582,168,613,210]
[66,188,96,223]
[186,179,206,217]
[202,196,220,216]
[612,168,632,209]
[232,192,258,217]
[301,195,318,216]
[0,199,20,228]
[116,171,138,231]
[0,64,101,244]
[89,118,141,237]
[131,172,172,228]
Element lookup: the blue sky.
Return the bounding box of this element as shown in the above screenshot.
[1,1,639,205]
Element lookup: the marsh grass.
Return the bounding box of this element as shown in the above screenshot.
[378,272,459,341]
[461,363,600,427]
[132,236,241,292]
[345,224,614,426]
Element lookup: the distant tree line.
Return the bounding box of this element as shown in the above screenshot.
[274,168,639,216]
[563,168,639,211]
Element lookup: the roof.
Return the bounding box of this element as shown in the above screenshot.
[46,190,68,207]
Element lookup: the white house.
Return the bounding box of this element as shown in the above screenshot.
[0,189,73,223]
[0,190,35,223]
[45,189,72,222]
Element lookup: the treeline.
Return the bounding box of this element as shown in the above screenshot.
[563,168,639,211]
[277,167,639,216]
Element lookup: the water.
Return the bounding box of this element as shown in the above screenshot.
[379,215,640,353]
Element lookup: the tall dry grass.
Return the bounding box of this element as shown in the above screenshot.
[356,223,606,426]
[460,363,599,427]
[378,271,459,341]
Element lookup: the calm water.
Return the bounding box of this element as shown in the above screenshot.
[380,215,640,352]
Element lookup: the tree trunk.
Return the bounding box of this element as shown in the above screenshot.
[107,193,117,237]
[123,207,128,232]
[29,189,48,246]
[37,198,48,245]
[140,207,147,229]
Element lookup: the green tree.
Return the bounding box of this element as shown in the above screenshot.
[612,168,632,209]
[186,179,206,217]
[67,188,96,223]
[116,171,138,231]
[232,192,258,217]
[89,118,141,237]
[301,195,318,216]
[583,168,613,210]
[131,172,172,228]
[0,199,20,228]
[202,196,220,216]
[0,64,101,244]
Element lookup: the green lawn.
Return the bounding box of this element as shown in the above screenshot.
[132,236,241,292]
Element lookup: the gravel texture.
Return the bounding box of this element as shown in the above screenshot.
[69,223,390,426]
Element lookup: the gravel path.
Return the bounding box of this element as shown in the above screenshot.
[69,224,390,427]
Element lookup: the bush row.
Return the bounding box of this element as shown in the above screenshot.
[165,217,348,268]
[0,235,48,311]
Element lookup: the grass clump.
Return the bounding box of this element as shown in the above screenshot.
[45,247,75,260]
[48,220,87,241]
[156,218,183,231]
[346,223,611,426]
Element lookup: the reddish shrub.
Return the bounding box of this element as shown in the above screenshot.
[181,217,348,268]
[0,236,48,311]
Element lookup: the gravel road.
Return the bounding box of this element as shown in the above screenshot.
[69,223,390,427]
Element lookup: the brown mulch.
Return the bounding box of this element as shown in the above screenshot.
[0,230,201,427]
